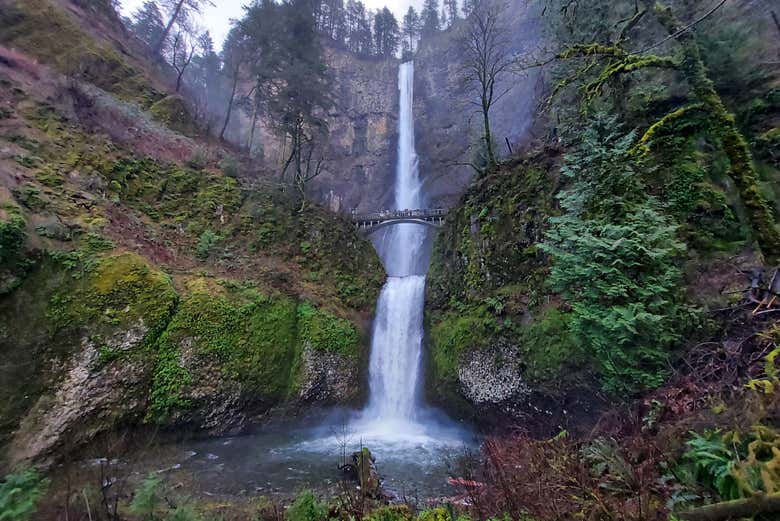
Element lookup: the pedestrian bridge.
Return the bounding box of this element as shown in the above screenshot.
[351,208,447,234]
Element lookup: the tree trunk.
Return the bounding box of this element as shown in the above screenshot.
[219,66,239,141]
[248,100,259,155]
[647,1,780,264]
[155,0,185,55]
[482,92,496,169]
[679,493,780,521]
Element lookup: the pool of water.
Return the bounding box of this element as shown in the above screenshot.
[138,409,476,500]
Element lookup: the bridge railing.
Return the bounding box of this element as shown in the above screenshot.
[350,208,447,222]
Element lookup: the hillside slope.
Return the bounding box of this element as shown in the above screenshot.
[0,0,384,468]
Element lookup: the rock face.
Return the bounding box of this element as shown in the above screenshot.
[252,49,399,213]
[425,154,606,433]
[256,7,542,213]
[8,323,151,467]
[458,339,531,408]
[296,342,360,404]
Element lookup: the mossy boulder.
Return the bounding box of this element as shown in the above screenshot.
[425,155,600,428]
[149,95,199,136]
[1,252,177,465]
[147,279,365,429]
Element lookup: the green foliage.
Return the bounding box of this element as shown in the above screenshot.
[541,116,689,395]
[148,333,192,419]
[167,503,204,521]
[130,473,163,521]
[680,426,780,502]
[682,431,740,500]
[286,490,327,521]
[297,302,359,357]
[196,230,220,260]
[0,469,48,521]
[417,507,474,521]
[746,343,780,395]
[0,205,26,264]
[219,155,240,178]
[366,505,413,521]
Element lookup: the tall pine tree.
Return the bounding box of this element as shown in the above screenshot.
[373,7,399,57]
[129,1,165,48]
[420,0,440,36]
[402,6,420,52]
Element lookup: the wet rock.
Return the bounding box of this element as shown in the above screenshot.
[296,341,359,403]
[8,321,151,466]
[457,339,531,407]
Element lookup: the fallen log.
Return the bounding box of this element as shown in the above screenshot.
[678,493,780,521]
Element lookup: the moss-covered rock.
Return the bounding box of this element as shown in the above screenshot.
[147,279,365,429]
[149,95,199,136]
[1,252,177,465]
[425,154,600,427]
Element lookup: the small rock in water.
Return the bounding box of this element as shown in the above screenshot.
[206,453,219,460]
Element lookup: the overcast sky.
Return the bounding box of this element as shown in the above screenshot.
[119,0,424,50]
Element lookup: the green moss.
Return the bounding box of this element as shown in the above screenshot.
[516,309,582,390]
[0,205,26,265]
[0,0,162,107]
[48,252,177,335]
[0,204,30,294]
[147,280,366,420]
[149,95,199,136]
[149,287,298,419]
[427,157,555,309]
[297,302,360,358]
[428,306,498,386]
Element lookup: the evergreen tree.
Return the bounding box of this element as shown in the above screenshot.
[401,6,420,53]
[268,0,333,204]
[129,1,165,48]
[420,0,440,36]
[444,0,458,27]
[373,7,399,57]
[540,115,689,396]
[462,0,477,17]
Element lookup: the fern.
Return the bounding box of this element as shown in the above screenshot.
[541,115,689,395]
[0,469,48,521]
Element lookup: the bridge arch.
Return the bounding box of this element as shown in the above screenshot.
[358,218,443,235]
[351,208,448,235]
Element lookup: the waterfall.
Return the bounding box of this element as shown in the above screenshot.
[361,62,430,429]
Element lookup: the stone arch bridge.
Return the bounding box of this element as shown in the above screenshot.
[351,208,448,235]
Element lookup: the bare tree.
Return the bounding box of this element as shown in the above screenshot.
[294,141,326,211]
[218,26,249,141]
[171,30,196,92]
[458,0,516,170]
[154,0,214,55]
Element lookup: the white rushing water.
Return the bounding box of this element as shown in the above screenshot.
[353,62,464,444]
